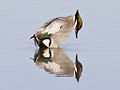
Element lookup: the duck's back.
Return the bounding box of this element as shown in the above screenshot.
[35,15,75,48]
[50,16,75,48]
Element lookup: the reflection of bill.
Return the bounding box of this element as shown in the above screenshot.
[32,48,83,82]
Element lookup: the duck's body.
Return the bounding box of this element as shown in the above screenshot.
[31,10,82,48]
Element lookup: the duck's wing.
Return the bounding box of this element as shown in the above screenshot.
[41,17,64,34]
[43,18,58,28]
[33,18,65,46]
[35,18,62,38]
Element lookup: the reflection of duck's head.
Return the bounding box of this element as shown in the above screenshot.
[74,54,83,82]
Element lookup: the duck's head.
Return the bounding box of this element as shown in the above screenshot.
[74,10,83,38]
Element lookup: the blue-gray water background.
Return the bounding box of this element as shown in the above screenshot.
[0,0,120,90]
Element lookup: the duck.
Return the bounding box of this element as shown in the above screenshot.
[30,10,83,48]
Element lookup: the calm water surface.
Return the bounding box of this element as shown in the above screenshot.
[0,0,120,90]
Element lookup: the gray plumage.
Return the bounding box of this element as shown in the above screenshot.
[31,10,83,48]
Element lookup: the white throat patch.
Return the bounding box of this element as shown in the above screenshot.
[74,20,77,29]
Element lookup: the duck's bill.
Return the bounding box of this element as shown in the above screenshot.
[75,31,78,38]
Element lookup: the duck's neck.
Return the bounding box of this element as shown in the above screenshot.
[72,15,76,29]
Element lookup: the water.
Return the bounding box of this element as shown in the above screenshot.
[0,0,120,90]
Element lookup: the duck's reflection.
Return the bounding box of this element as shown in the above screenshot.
[32,48,83,82]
